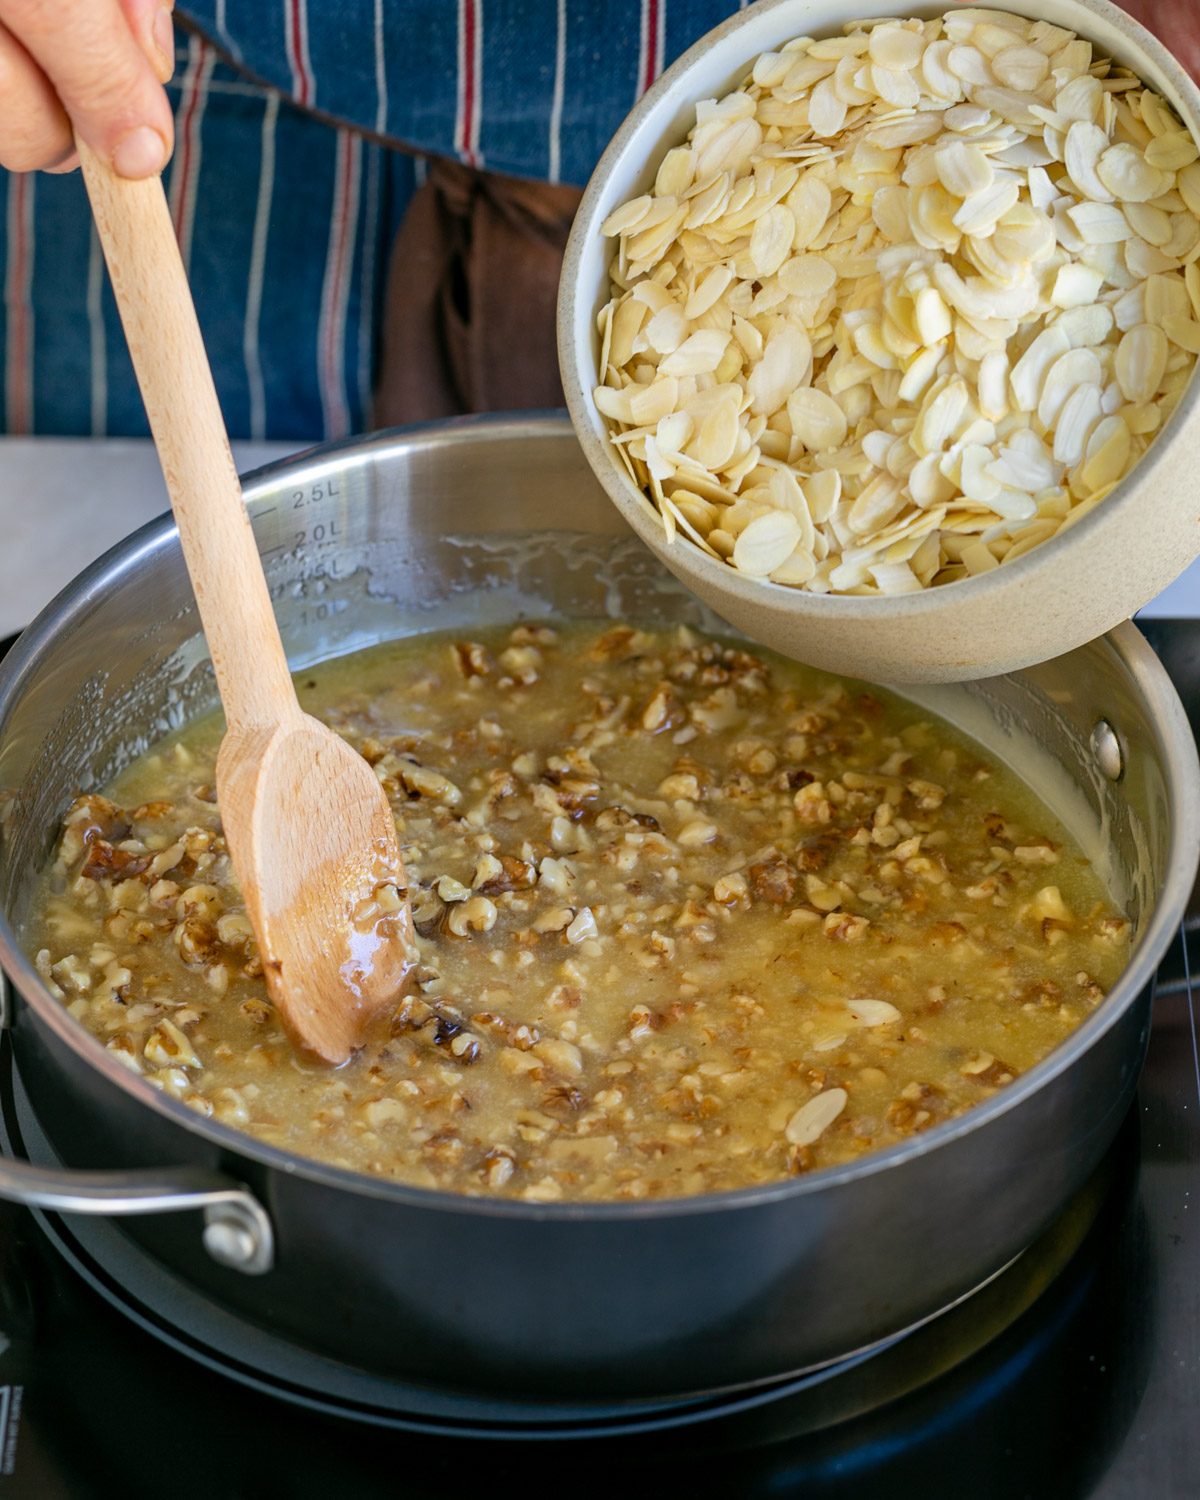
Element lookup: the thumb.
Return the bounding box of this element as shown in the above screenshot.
[1,0,174,178]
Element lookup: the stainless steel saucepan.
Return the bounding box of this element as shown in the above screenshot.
[0,413,1194,1404]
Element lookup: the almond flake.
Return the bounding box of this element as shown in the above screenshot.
[1145,131,1199,171]
[1037,348,1102,428]
[1009,325,1071,410]
[749,205,796,277]
[848,474,905,534]
[732,510,803,575]
[629,377,680,426]
[1056,304,1114,348]
[787,386,848,450]
[785,1087,848,1146]
[601,196,653,238]
[1051,263,1103,308]
[1064,122,1113,202]
[643,303,689,356]
[936,139,994,198]
[690,398,741,471]
[655,147,695,198]
[770,545,818,585]
[961,538,1000,573]
[1067,202,1133,243]
[990,44,1049,91]
[747,325,812,415]
[1053,382,1104,465]
[868,23,924,70]
[1163,314,1200,355]
[948,44,993,87]
[660,329,729,378]
[684,264,734,319]
[780,254,837,298]
[1079,415,1132,491]
[977,349,1010,421]
[1096,143,1167,203]
[952,177,1020,235]
[1128,202,1170,246]
[805,468,841,523]
[847,997,903,1026]
[1113,323,1169,404]
[961,443,1001,502]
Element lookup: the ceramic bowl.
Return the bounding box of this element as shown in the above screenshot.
[558,0,1200,683]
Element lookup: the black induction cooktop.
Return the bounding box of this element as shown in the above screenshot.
[0,624,1196,1499]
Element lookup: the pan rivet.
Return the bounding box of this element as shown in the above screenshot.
[1091,720,1124,782]
[203,1217,257,1269]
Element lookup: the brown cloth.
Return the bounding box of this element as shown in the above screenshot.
[374,159,582,426]
[1122,0,1200,83]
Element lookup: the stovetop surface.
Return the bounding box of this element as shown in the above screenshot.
[0,626,1197,1499]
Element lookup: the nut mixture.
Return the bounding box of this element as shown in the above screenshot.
[27,622,1129,1201]
[595,10,1200,592]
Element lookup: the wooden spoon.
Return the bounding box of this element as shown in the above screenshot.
[78,141,415,1065]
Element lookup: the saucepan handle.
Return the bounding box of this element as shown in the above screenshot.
[0,1150,274,1275]
[0,987,274,1274]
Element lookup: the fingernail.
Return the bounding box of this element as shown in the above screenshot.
[153,6,175,80]
[112,126,167,178]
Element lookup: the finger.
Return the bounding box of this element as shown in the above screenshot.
[46,150,81,175]
[0,21,72,173]
[118,0,176,85]
[0,0,174,178]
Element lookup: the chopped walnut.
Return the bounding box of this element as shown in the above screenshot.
[27,620,1128,1203]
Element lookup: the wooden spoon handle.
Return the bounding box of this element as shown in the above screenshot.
[78,140,298,733]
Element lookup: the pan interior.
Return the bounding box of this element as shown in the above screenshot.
[0,418,1173,1128]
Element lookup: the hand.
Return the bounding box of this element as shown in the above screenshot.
[0,0,174,177]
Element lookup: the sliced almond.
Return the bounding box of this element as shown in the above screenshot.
[770,545,818,585]
[732,509,803,576]
[1163,314,1200,355]
[1114,323,1169,403]
[1096,143,1168,203]
[1064,121,1113,202]
[787,386,848,450]
[1050,262,1103,309]
[990,44,1049,92]
[936,139,994,198]
[952,177,1020,236]
[1056,381,1104,462]
[660,329,729,378]
[1066,201,1134,243]
[684,264,734,319]
[847,997,902,1026]
[601,195,653,238]
[785,1088,848,1146]
[749,205,796,277]
[1079,415,1132,491]
[1037,348,1102,429]
[747,325,812,415]
[1145,131,1199,171]
[1009,325,1071,411]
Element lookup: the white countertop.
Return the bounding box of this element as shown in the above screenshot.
[1,435,1198,637]
[0,436,302,638]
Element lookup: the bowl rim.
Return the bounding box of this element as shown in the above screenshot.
[558,0,1200,626]
[1,412,1197,1222]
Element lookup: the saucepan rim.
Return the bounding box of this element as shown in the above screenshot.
[0,412,1194,1221]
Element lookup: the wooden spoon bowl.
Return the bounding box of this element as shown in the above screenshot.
[79,141,414,1064]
